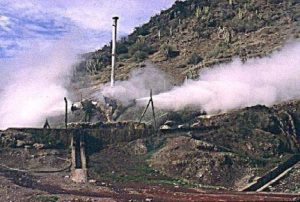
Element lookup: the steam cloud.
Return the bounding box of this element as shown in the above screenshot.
[0,40,76,129]
[101,64,171,105]
[137,41,300,113]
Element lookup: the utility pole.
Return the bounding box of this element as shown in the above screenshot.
[111,16,119,87]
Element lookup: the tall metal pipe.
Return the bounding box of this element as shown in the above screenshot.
[111,16,119,87]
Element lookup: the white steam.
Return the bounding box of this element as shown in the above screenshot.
[138,42,300,113]
[0,40,76,129]
[101,64,171,105]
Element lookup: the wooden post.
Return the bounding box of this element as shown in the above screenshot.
[139,89,157,130]
[150,89,157,129]
[64,97,68,129]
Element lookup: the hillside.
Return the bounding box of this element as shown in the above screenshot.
[72,0,300,97]
[1,1,300,200]
[65,0,300,191]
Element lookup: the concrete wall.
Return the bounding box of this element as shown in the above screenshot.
[241,154,300,191]
[8,122,154,150]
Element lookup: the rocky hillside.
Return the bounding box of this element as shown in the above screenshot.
[88,100,300,190]
[72,0,300,96]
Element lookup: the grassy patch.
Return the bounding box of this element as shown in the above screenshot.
[31,195,59,202]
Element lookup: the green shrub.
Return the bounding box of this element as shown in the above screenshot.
[187,53,203,65]
[133,51,149,61]
[207,42,230,58]
[116,43,128,54]
[118,53,130,61]
[129,42,155,56]
[135,26,150,36]
[160,44,179,59]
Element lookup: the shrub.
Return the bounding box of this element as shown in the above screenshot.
[160,44,179,59]
[118,53,130,61]
[207,42,230,58]
[133,51,148,62]
[116,43,128,54]
[187,53,203,65]
[135,26,150,36]
[129,42,155,56]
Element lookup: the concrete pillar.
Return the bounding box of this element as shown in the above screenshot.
[80,134,87,170]
[71,133,76,170]
[71,132,87,183]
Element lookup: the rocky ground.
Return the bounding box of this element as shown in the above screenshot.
[0,151,299,202]
[1,100,300,201]
[2,100,300,194]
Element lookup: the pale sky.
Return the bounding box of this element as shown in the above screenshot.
[0,0,176,58]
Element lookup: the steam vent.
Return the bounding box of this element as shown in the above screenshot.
[1,0,300,201]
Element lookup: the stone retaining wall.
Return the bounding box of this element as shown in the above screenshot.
[7,122,154,149]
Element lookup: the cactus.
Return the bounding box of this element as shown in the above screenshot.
[203,6,209,15]
[158,29,161,40]
[195,6,201,18]
[224,29,232,44]
[238,8,244,19]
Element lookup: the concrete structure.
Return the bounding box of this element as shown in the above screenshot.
[111,16,119,87]
[71,132,87,183]
[8,122,153,183]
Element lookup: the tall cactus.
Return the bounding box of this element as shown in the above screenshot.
[203,6,209,15]
[158,29,161,40]
[195,6,201,18]
[238,8,244,19]
[224,29,232,44]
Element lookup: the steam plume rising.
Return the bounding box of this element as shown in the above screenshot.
[101,64,171,105]
[138,42,300,113]
[0,40,76,129]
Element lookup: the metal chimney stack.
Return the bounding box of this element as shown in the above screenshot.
[111,16,119,87]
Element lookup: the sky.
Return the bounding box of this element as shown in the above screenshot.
[0,0,176,59]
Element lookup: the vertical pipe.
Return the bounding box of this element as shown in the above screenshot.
[64,97,68,129]
[111,16,119,87]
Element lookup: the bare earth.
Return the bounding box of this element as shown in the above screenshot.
[0,168,299,202]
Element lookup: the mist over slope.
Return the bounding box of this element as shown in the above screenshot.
[139,42,300,113]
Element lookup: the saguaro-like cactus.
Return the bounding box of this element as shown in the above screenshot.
[195,6,201,18]
[203,6,210,15]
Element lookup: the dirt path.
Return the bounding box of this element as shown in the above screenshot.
[0,168,300,202]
